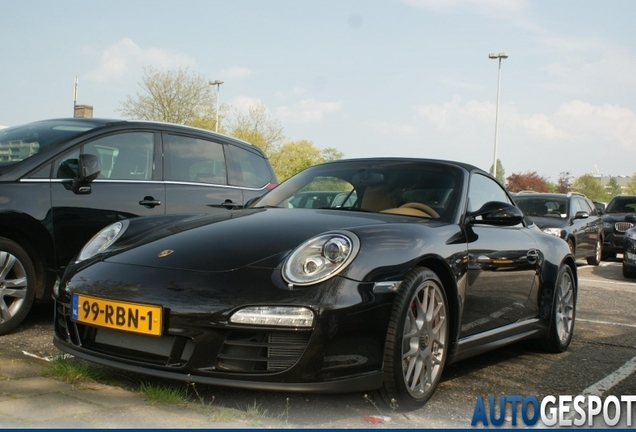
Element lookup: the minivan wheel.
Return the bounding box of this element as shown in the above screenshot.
[586,238,602,266]
[0,238,36,335]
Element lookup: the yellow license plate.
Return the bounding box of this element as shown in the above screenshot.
[72,294,163,336]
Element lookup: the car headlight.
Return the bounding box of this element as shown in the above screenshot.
[77,220,128,262]
[282,231,360,286]
[542,227,564,238]
[230,306,314,327]
[603,222,614,230]
[626,230,636,240]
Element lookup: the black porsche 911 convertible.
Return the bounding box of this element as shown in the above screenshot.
[53,158,577,410]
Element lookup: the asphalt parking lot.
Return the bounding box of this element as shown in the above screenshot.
[2,259,634,428]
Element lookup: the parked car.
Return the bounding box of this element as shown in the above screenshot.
[53,158,577,410]
[512,192,603,265]
[601,195,636,260]
[622,222,636,278]
[0,118,277,334]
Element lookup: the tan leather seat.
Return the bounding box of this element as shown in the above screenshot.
[361,186,396,212]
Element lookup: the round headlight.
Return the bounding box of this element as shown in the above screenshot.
[77,220,128,262]
[283,231,360,286]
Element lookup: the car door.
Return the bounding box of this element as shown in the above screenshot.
[570,197,591,257]
[162,132,243,214]
[461,173,539,337]
[50,131,165,268]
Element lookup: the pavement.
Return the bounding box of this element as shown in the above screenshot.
[0,349,288,429]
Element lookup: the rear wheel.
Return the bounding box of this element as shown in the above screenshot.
[540,264,575,353]
[379,267,449,411]
[0,238,36,335]
[586,238,602,266]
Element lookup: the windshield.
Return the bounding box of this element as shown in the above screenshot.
[514,196,568,219]
[606,197,636,214]
[0,120,102,169]
[253,160,462,222]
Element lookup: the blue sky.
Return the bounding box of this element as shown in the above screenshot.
[1,0,635,182]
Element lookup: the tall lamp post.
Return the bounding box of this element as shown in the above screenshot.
[209,80,224,132]
[488,52,508,179]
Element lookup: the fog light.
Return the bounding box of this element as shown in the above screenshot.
[230,306,314,327]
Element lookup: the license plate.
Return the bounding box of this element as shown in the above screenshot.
[72,294,163,336]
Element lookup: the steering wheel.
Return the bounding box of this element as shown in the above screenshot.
[400,202,440,218]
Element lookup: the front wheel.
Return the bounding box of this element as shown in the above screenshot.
[0,238,36,335]
[586,238,602,266]
[379,267,449,411]
[540,264,576,353]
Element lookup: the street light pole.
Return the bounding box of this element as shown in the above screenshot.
[488,52,508,179]
[209,80,224,132]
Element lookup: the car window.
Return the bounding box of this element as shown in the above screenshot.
[226,145,272,188]
[467,173,511,213]
[570,198,584,214]
[289,178,355,208]
[164,134,227,185]
[584,199,598,216]
[606,197,636,213]
[53,132,155,180]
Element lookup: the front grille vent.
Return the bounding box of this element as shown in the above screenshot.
[217,331,311,373]
[615,222,634,233]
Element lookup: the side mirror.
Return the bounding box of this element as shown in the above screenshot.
[574,211,589,220]
[71,154,102,195]
[468,201,524,226]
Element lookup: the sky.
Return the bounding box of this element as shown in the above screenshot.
[1,0,635,182]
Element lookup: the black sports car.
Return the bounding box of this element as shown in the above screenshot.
[53,158,577,410]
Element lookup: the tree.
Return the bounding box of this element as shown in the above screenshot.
[506,172,549,193]
[489,159,505,184]
[226,102,285,154]
[321,147,345,162]
[604,177,622,201]
[118,67,219,126]
[571,174,605,201]
[556,172,572,193]
[624,174,636,195]
[269,140,323,180]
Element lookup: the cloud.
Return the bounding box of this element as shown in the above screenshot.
[276,99,342,123]
[85,38,196,82]
[219,66,253,80]
[230,96,264,114]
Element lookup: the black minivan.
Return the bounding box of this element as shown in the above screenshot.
[0,118,277,334]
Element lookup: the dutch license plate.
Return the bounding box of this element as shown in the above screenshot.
[72,294,163,336]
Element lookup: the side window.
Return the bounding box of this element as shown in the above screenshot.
[571,198,584,215]
[583,198,597,216]
[467,173,511,213]
[226,145,272,188]
[84,132,154,180]
[54,132,154,180]
[164,134,227,185]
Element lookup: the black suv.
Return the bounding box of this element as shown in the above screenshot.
[512,192,603,265]
[0,118,277,334]
[601,195,636,259]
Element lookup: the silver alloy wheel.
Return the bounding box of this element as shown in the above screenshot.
[0,251,28,324]
[555,268,574,343]
[401,280,447,398]
[595,239,602,262]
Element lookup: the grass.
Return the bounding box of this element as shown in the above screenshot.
[48,356,109,383]
[45,356,289,426]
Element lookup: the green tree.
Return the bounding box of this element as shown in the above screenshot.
[321,147,344,162]
[604,177,622,201]
[489,159,505,184]
[118,66,219,126]
[571,174,605,201]
[269,140,323,180]
[624,174,636,195]
[227,102,285,154]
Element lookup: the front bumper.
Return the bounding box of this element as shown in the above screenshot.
[53,261,394,393]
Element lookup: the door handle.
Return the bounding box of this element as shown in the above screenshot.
[527,249,539,264]
[139,196,162,208]
[221,200,240,210]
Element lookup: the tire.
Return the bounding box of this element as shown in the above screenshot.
[378,267,449,411]
[622,263,636,279]
[586,238,602,266]
[0,238,36,335]
[540,264,576,353]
